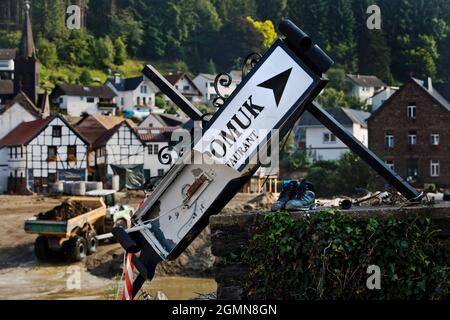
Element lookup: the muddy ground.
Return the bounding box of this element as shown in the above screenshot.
[0,191,276,299]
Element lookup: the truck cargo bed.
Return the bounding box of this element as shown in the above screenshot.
[24,218,68,236]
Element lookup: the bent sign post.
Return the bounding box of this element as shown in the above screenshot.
[113,20,419,298]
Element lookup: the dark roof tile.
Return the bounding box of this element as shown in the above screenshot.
[52,84,116,99]
[0,116,53,147]
[297,107,370,128]
[346,74,386,88]
[0,48,17,60]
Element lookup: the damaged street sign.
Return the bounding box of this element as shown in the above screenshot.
[113,20,332,297]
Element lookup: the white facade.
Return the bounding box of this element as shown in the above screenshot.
[0,102,39,193]
[139,114,166,128]
[303,124,368,161]
[143,142,174,178]
[0,102,38,140]
[0,116,88,193]
[58,95,116,117]
[193,73,241,106]
[371,87,398,111]
[0,58,14,73]
[350,85,375,105]
[166,75,202,103]
[106,76,158,110]
[95,123,145,176]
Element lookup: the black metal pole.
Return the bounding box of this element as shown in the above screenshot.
[142,64,203,121]
[307,102,420,200]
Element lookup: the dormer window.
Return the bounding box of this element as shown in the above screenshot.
[407,104,416,119]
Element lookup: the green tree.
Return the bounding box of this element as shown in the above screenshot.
[306,165,338,197]
[206,59,217,74]
[79,68,93,85]
[37,38,58,67]
[114,38,127,65]
[280,150,310,171]
[0,31,21,48]
[155,96,167,109]
[256,0,287,25]
[215,16,263,70]
[334,152,372,195]
[317,88,349,108]
[59,30,94,67]
[404,34,440,79]
[110,9,144,56]
[32,0,67,41]
[325,0,358,71]
[93,36,115,69]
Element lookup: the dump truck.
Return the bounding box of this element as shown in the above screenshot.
[24,190,133,261]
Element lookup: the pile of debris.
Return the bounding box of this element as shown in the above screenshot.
[36,200,90,221]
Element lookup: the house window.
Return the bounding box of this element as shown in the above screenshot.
[385,134,394,148]
[323,132,336,143]
[52,126,62,138]
[141,85,148,94]
[87,97,95,103]
[385,160,395,171]
[431,134,440,146]
[120,97,125,106]
[430,160,440,177]
[183,85,190,91]
[48,146,57,162]
[67,146,77,162]
[137,97,141,105]
[406,159,418,179]
[158,169,164,176]
[407,131,417,145]
[148,144,159,155]
[407,104,416,119]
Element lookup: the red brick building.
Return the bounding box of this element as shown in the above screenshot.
[368,78,450,188]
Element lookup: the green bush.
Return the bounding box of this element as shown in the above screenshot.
[155,96,166,109]
[305,152,372,197]
[280,150,310,171]
[243,211,450,299]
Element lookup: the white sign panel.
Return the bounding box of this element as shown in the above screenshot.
[193,40,317,171]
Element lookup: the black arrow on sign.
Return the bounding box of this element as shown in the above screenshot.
[257,68,292,107]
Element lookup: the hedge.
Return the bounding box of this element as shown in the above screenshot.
[243,210,450,299]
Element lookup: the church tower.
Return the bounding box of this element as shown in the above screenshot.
[13,1,40,105]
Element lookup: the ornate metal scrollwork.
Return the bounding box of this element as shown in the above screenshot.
[158,146,173,165]
[242,52,262,78]
[158,144,186,166]
[211,52,261,108]
[212,72,232,108]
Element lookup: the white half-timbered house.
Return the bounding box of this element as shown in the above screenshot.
[91,121,145,188]
[0,114,89,194]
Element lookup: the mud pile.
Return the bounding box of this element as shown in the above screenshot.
[36,200,90,221]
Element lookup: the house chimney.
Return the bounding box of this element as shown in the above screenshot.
[114,73,121,84]
[427,77,433,91]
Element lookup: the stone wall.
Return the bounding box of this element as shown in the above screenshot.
[210,204,450,300]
